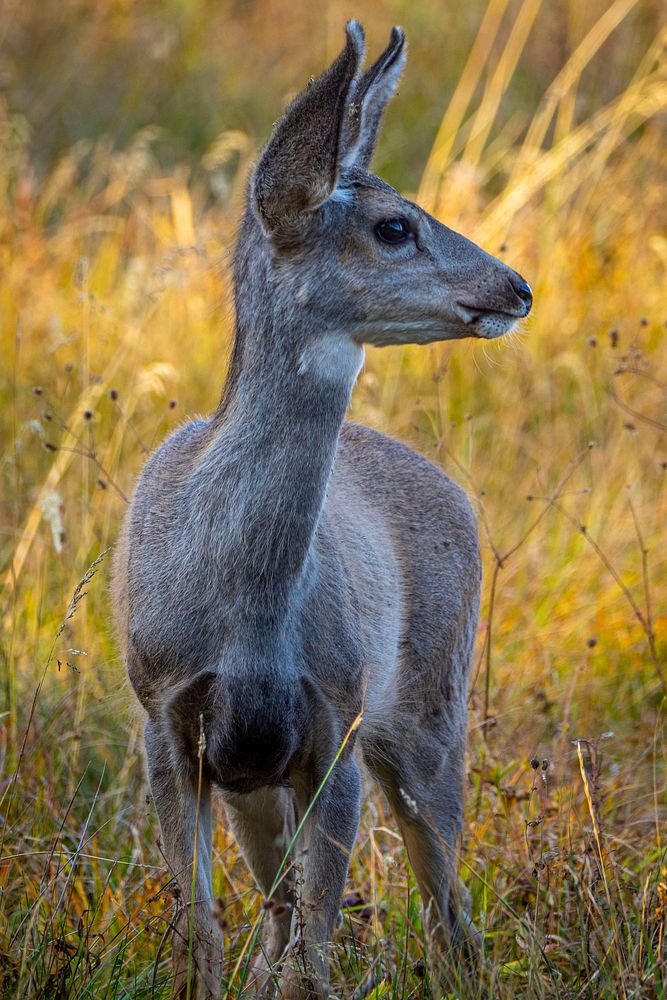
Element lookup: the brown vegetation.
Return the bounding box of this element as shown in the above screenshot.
[1,1,665,996]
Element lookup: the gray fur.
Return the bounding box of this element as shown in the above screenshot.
[112,19,531,999]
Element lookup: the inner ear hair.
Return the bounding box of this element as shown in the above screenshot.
[343,26,406,171]
[252,20,366,246]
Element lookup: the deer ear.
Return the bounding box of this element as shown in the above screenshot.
[252,20,365,245]
[343,26,406,171]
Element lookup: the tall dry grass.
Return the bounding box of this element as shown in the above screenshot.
[0,0,666,997]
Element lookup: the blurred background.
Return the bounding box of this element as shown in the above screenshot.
[1,1,666,997]
[2,0,664,187]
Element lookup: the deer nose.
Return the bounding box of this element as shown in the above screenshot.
[511,275,533,314]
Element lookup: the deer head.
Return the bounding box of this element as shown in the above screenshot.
[244,20,531,357]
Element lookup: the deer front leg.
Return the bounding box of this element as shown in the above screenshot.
[145,720,224,999]
[279,757,361,999]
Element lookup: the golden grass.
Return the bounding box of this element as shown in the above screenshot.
[1,1,666,996]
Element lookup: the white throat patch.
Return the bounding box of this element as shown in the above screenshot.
[298,336,364,385]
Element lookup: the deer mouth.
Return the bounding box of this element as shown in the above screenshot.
[455,302,529,324]
[454,301,528,340]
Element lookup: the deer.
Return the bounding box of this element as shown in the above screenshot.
[112,19,532,1000]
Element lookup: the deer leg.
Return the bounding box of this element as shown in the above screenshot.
[144,720,223,1000]
[365,722,479,985]
[277,757,361,999]
[221,786,296,994]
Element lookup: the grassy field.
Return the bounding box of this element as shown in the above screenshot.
[1,0,666,997]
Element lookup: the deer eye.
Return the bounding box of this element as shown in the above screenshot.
[374,218,412,245]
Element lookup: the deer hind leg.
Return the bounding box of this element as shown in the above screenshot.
[364,716,479,986]
[277,756,361,1000]
[144,720,223,1000]
[221,786,297,995]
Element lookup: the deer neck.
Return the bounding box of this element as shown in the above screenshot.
[202,302,363,605]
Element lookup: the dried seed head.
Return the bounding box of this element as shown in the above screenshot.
[587,637,597,648]
[609,328,619,348]
[413,958,426,979]
[530,758,540,770]
[261,898,291,916]
[640,317,648,327]
[109,388,119,401]
[587,337,597,347]
[83,410,93,421]
[32,386,43,396]
[44,442,58,452]
[168,399,177,409]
